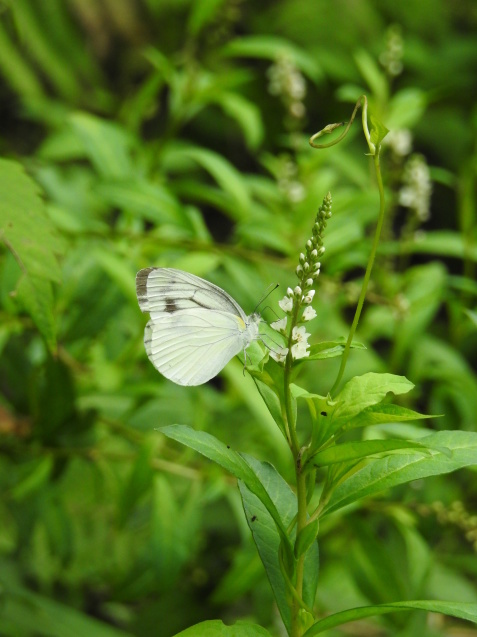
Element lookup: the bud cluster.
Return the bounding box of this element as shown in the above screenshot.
[270,192,332,363]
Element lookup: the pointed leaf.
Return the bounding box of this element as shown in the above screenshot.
[174,620,272,636]
[309,439,436,469]
[341,403,434,433]
[303,600,477,636]
[0,158,64,283]
[323,431,477,515]
[70,112,133,179]
[239,456,319,633]
[160,425,293,559]
[305,340,366,362]
[332,373,414,423]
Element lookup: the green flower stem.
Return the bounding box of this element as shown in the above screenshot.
[330,152,385,396]
[284,303,301,456]
[291,470,309,637]
[283,301,312,636]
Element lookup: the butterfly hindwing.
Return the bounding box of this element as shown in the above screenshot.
[144,309,246,385]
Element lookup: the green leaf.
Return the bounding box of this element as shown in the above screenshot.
[0,19,44,98]
[342,403,434,433]
[303,601,477,636]
[382,231,477,261]
[294,518,319,559]
[248,358,288,440]
[239,456,319,633]
[149,475,199,587]
[70,112,133,179]
[213,92,264,150]
[0,159,65,349]
[160,425,294,559]
[369,114,389,147]
[309,439,436,469]
[332,373,414,423]
[95,180,186,228]
[306,340,366,361]
[118,442,155,526]
[354,49,388,105]
[386,88,427,129]
[164,146,251,218]
[323,431,477,515]
[1,584,134,637]
[221,35,323,82]
[174,620,272,637]
[187,0,228,36]
[0,159,64,283]
[11,0,81,100]
[16,275,56,349]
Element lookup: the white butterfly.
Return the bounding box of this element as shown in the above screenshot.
[136,267,261,386]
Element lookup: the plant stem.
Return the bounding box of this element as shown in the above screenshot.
[330,152,385,396]
[290,469,309,637]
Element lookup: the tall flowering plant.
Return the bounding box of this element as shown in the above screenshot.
[159,97,477,637]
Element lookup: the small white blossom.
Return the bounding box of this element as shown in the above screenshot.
[278,295,293,313]
[287,287,294,296]
[302,306,317,322]
[270,317,287,333]
[270,346,289,363]
[399,154,432,221]
[305,278,313,288]
[303,289,315,304]
[292,342,310,360]
[294,286,302,297]
[384,128,412,157]
[292,325,310,344]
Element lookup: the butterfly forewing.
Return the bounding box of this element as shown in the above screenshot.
[136,268,246,319]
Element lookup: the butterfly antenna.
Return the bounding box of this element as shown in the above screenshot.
[254,283,279,313]
[259,333,283,352]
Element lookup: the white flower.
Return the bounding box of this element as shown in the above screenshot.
[302,307,317,322]
[270,346,289,363]
[278,295,293,313]
[270,317,287,333]
[399,154,432,222]
[292,342,310,360]
[303,289,315,304]
[292,325,310,344]
[384,129,412,157]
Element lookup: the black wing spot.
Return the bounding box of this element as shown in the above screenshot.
[136,267,154,298]
[320,411,328,417]
[165,298,178,313]
[251,515,257,522]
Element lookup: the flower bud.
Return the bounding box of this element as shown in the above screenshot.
[311,249,318,259]
[299,252,305,264]
[294,286,302,297]
[306,240,313,250]
[287,287,294,296]
[303,261,309,272]
[305,278,313,288]
[296,265,303,276]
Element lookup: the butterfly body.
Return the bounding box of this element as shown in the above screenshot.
[136,268,260,385]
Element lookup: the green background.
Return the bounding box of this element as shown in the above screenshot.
[0,1,476,635]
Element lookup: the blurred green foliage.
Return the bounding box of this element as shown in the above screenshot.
[0,0,476,635]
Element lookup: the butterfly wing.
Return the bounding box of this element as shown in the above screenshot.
[136,268,252,385]
[144,309,246,385]
[136,268,247,319]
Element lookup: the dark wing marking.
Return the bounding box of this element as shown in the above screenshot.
[136,268,246,320]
